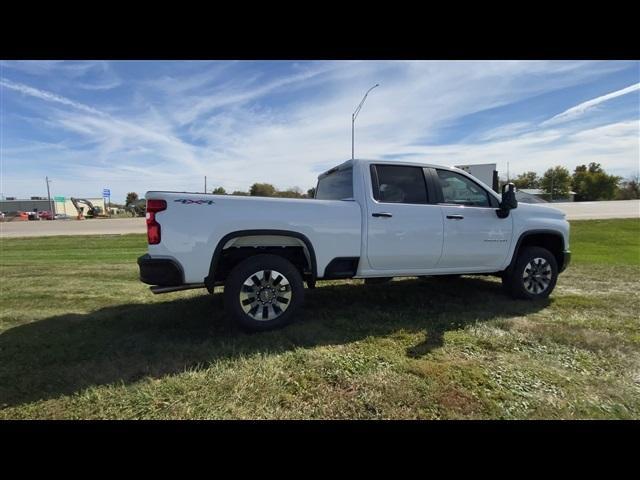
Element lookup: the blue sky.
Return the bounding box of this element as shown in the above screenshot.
[1,60,638,202]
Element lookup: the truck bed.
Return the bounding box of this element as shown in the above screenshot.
[146,191,362,283]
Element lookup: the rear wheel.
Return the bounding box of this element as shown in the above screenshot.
[503,246,558,299]
[224,254,304,332]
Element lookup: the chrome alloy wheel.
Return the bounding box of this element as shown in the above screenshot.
[522,257,553,294]
[239,269,292,321]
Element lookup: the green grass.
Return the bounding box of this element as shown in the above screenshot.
[0,219,638,419]
[569,218,640,266]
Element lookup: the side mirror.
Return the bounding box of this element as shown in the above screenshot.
[497,183,518,218]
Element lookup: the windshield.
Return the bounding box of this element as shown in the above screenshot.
[315,167,353,200]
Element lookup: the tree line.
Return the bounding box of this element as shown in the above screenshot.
[509,163,639,201]
[123,185,317,209]
[211,184,316,198]
[124,163,639,206]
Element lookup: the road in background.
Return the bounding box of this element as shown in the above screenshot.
[0,217,145,238]
[1,200,638,238]
[551,199,639,220]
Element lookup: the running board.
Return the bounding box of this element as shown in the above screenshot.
[150,283,205,294]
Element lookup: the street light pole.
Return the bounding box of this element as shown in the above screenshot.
[45,177,53,219]
[352,84,379,160]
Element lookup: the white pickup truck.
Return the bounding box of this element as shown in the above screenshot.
[138,159,570,331]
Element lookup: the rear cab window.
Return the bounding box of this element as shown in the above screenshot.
[315,166,353,200]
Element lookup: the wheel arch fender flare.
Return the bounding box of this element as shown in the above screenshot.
[204,229,318,289]
[506,229,566,274]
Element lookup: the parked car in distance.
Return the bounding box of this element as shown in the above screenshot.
[38,210,54,220]
[138,159,571,331]
[54,213,72,220]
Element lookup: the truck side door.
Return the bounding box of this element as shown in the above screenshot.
[365,164,444,270]
[430,168,513,269]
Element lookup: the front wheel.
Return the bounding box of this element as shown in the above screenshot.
[224,254,305,332]
[503,246,558,299]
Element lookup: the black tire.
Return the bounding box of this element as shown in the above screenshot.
[364,277,393,285]
[502,246,558,300]
[224,254,305,332]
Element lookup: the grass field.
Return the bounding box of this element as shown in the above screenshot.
[0,219,638,419]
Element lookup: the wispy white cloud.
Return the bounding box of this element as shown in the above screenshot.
[1,60,638,200]
[1,77,108,117]
[171,61,343,126]
[414,120,640,179]
[543,82,640,125]
[145,61,237,95]
[474,122,534,142]
[76,61,122,90]
[1,78,205,174]
[76,79,121,91]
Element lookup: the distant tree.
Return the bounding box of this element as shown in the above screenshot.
[231,190,249,196]
[306,187,316,198]
[540,166,572,201]
[276,187,304,198]
[212,187,226,195]
[125,192,139,206]
[615,175,640,200]
[513,171,540,190]
[249,183,277,197]
[572,163,620,201]
[572,165,589,199]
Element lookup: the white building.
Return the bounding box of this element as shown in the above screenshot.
[455,163,499,192]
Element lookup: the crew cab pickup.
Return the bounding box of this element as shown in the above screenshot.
[138,159,570,331]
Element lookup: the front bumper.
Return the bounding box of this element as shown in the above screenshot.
[137,254,184,286]
[559,250,571,273]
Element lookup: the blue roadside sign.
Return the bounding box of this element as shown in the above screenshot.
[103,188,111,197]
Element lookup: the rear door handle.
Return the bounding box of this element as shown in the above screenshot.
[372,212,393,218]
[446,215,464,220]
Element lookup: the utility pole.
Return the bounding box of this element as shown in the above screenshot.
[550,170,554,202]
[352,84,379,160]
[204,176,207,194]
[45,177,53,218]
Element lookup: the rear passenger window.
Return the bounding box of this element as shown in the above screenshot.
[372,165,428,204]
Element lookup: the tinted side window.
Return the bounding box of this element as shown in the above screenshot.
[436,170,490,207]
[372,165,428,204]
[315,168,353,200]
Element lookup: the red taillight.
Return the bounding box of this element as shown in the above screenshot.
[146,199,167,245]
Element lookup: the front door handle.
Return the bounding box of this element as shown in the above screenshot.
[372,212,393,218]
[446,215,464,220]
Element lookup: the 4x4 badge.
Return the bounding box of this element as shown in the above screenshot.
[174,199,215,205]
